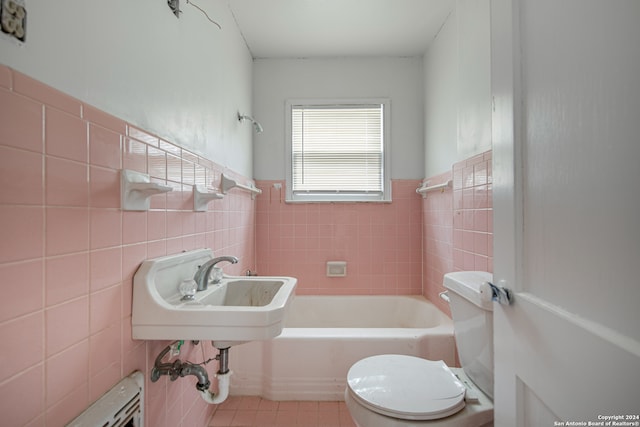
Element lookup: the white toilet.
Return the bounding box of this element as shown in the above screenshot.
[345,271,495,427]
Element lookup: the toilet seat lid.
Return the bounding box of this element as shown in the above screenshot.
[347,355,466,421]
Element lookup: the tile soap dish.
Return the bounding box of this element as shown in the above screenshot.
[193,185,223,212]
[121,169,172,211]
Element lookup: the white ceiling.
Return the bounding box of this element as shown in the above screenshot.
[227,0,455,58]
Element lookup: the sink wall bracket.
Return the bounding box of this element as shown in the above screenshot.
[121,169,172,211]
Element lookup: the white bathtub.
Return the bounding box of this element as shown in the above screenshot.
[230,295,455,400]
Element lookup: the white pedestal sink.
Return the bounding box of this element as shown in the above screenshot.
[132,249,296,348]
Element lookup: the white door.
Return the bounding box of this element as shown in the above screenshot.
[491,0,640,425]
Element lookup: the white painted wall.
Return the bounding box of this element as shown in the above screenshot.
[252,57,425,180]
[0,0,254,176]
[456,0,491,160]
[423,0,491,177]
[423,9,458,178]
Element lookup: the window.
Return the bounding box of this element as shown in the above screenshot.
[285,99,391,202]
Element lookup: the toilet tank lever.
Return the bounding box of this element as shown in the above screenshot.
[439,291,450,303]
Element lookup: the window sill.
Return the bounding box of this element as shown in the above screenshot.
[285,194,392,204]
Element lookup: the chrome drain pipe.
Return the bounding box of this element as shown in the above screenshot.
[217,347,229,375]
[150,341,232,404]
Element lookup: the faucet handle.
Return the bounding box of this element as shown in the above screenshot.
[179,279,198,301]
[211,267,224,284]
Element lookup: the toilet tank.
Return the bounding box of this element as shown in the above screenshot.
[443,271,494,400]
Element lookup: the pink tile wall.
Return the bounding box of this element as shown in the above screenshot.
[0,65,256,427]
[421,171,455,315]
[254,180,423,295]
[452,151,493,273]
[422,150,493,316]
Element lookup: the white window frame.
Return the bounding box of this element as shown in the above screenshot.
[285,98,391,203]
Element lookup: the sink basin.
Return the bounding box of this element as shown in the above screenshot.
[194,280,285,307]
[132,249,296,346]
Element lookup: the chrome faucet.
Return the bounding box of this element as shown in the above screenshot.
[193,256,239,291]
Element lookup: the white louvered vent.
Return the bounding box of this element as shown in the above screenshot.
[66,371,144,427]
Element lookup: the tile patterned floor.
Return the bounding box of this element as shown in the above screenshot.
[209,396,357,427]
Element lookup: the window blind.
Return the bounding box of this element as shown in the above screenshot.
[291,104,384,195]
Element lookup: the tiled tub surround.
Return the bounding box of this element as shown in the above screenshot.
[422,151,493,315]
[255,152,491,302]
[452,151,493,273]
[0,66,257,427]
[254,180,423,295]
[421,170,455,315]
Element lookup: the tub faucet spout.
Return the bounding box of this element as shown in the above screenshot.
[194,256,239,291]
